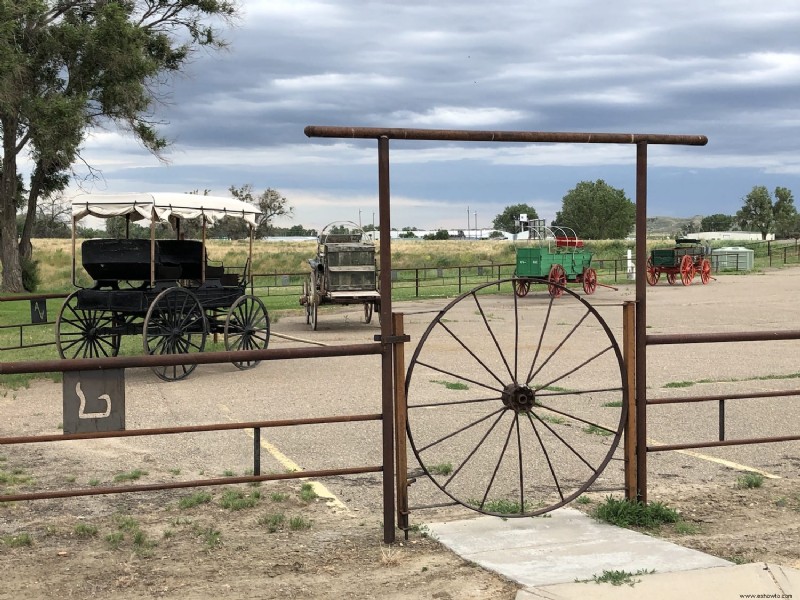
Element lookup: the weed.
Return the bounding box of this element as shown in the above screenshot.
[65,475,76,483]
[299,483,318,502]
[430,379,469,391]
[577,496,592,505]
[428,463,453,476]
[179,491,213,509]
[602,400,623,408]
[74,523,98,537]
[407,523,430,538]
[259,513,286,533]
[728,555,749,565]
[0,470,32,485]
[220,489,261,510]
[674,521,699,535]
[592,496,679,529]
[88,478,100,486]
[380,544,402,566]
[736,472,764,489]
[197,526,222,549]
[470,498,534,514]
[289,516,312,530]
[583,424,612,437]
[775,497,788,508]
[2,533,32,547]
[163,529,174,539]
[133,530,157,557]
[580,568,655,586]
[169,468,181,476]
[113,469,148,482]
[115,515,140,532]
[538,414,567,425]
[222,469,236,477]
[270,492,289,502]
[105,532,124,549]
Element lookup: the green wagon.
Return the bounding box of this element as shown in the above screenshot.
[646,238,712,286]
[514,225,597,298]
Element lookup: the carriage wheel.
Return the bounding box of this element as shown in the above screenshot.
[405,279,626,517]
[303,279,312,324]
[700,259,712,284]
[310,297,319,331]
[666,272,677,285]
[645,257,660,286]
[680,255,695,286]
[225,295,270,370]
[547,264,567,298]
[56,292,122,359]
[143,287,207,382]
[582,268,597,295]
[513,279,530,297]
[364,302,374,324]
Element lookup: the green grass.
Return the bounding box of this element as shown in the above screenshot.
[105,531,124,549]
[0,469,33,485]
[298,482,318,502]
[537,413,567,425]
[270,492,289,502]
[580,568,656,587]
[219,489,261,510]
[74,523,98,537]
[735,472,764,489]
[592,497,679,529]
[583,424,612,437]
[113,469,148,482]
[428,463,453,476]
[469,498,535,514]
[289,516,312,531]
[259,513,286,533]
[196,525,222,550]
[576,495,592,505]
[430,379,469,391]
[664,381,694,388]
[673,521,700,535]
[115,515,140,532]
[2,533,33,547]
[178,491,213,509]
[601,400,623,408]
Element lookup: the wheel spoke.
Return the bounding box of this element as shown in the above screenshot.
[478,415,516,511]
[530,411,599,473]
[409,395,501,409]
[414,360,504,395]
[516,413,524,512]
[524,294,556,385]
[533,345,614,391]
[436,320,507,388]
[471,293,514,382]
[440,409,508,490]
[535,403,619,436]
[418,407,506,453]
[526,412,564,501]
[526,309,591,384]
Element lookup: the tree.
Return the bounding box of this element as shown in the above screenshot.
[423,229,450,240]
[0,1,237,292]
[736,186,774,240]
[492,204,539,233]
[773,187,797,239]
[229,185,293,238]
[555,180,635,239]
[700,214,735,232]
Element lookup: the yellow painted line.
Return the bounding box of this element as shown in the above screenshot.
[648,437,781,479]
[216,403,349,510]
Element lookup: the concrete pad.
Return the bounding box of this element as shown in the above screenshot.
[427,508,731,588]
[517,562,800,599]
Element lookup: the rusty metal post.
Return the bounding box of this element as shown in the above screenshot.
[623,301,637,500]
[634,142,648,503]
[392,312,409,535]
[378,135,396,544]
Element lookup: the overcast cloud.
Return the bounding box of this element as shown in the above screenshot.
[64,0,800,232]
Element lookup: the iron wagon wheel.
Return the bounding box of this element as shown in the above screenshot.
[364,301,374,324]
[581,268,597,295]
[303,279,312,324]
[513,279,530,297]
[224,295,270,370]
[679,255,695,286]
[547,264,567,297]
[699,259,712,284]
[666,272,677,285]
[143,287,207,382]
[405,278,626,517]
[56,292,122,359]
[645,257,660,286]
[310,294,319,330]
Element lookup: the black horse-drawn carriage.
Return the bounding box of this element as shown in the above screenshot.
[56,193,270,381]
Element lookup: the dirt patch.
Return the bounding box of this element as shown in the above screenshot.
[0,481,519,600]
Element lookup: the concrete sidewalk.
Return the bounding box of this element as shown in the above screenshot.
[427,508,800,599]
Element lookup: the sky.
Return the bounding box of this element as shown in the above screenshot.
[57,1,800,233]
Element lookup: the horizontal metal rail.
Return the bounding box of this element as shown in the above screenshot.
[647,330,800,345]
[648,389,800,405]
[305,126,708,146]
[649,435,800,453]
[0,466,382,502]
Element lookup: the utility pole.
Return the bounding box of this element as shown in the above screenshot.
[474,211,478,240]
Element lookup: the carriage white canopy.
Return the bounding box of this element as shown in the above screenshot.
[71,193,261,228]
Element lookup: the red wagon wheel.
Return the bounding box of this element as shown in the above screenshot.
[547,264,567,298]
[645,257,660,286]
[582,267,597,295]
[679,255,695,286]
[514,279,531,297]
[666,272,677,285]
[699,259,712,284]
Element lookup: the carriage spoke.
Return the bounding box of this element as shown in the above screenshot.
[471,293,514,381]
[436,320,507,388]
[477,416,516,511]
[526,309,591,384]
[415,360,504,394]
[526,412,564,501]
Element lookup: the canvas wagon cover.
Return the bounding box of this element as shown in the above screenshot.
[71,192,261,228]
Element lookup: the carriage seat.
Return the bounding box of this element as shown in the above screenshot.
[82,239,152,282]
[156,240,204,281]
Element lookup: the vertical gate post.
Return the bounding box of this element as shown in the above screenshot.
[634,141,648,503]
[623,302,637,500]
[392,313,409,535]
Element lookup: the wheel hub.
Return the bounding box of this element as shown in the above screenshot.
[501,383,537,412]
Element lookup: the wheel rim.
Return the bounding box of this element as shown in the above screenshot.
[645,258,659,286]
[582,269,597,295]
[56,292,121,359]
[225,295,270,369]
[666,272,677,285]
[680,255,694,286]
[405,279,626,517]
[514,280,530,297]
[547,264,567,298]
[311,300,318,331]
[143,288,207,382]
[364,302,373,324]
[700,260,711,284]
[303,280,311,324]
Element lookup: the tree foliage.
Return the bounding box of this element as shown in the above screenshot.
[772,187,798,239]
[492,203,539,233]
[0,0,237,291]
[555,180,634,239]
[229,184,293,238]
[700,214,735,232]
[736,186,775,240]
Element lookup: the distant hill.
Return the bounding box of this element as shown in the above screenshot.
[646,215,703,237]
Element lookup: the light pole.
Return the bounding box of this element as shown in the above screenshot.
[474,211,478,240]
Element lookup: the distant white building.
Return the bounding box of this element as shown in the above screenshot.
[694,231,774,241]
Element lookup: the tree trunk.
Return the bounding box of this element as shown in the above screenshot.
[18,162,44,262]
[1,115,24,292]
